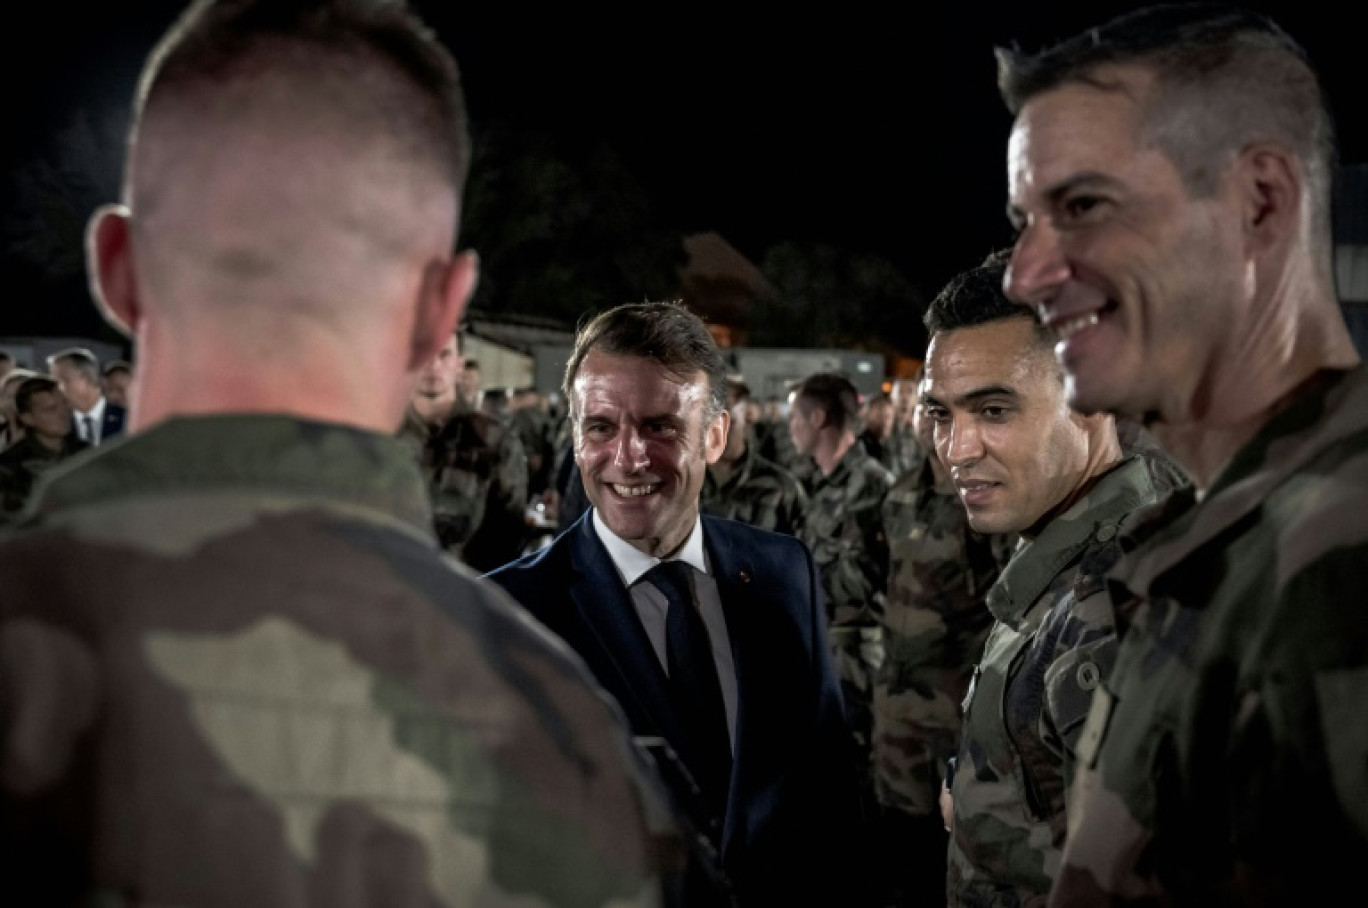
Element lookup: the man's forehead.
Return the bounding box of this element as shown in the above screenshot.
[1008,70,1151,201]
[925,323,1054,394]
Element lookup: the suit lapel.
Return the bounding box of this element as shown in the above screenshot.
[702,518,762,847]
[566,518,684,743]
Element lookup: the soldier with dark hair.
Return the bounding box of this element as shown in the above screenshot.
[0,375,89,520]
[0,2,704,904]
[922,250,1169,906]
[789,370,895,817]
[999,4,1368,903]
[701,378,808,536]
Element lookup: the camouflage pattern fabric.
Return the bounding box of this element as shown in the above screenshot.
[1052,367,1368,906]
[860,422,925,483]
[874,456,1016,819]
[701,439,809,536]
[0,415,703,908]
[797,443,894,768]
[0,432,90,521]
[399,404,529,573]
[948,455,1165,907]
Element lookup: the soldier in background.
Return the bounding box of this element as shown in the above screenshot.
[859,391,922,480]
[401,330,530,572]
[789,371,894,811]
[0,1,705,903]
[872,368,1016,907]
[701,379,808,535]
[0,375,89,521]
[922,250,1168,905]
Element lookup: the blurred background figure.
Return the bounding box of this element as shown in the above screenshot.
[47,346,125,446]
[872,367,1016,908]
[789,371,894,821]
[0,367,40,451]
[400,329,529,571]
[101,359,135,409]
[701,378,808,536]
[859,390,921,480]
[0,374,89,520]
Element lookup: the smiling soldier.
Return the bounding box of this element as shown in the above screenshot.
[922,250,1169,906]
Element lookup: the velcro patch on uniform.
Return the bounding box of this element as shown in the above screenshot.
[1315,666,1368,839]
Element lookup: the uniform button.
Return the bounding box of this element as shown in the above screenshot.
[1077,661,1100,690]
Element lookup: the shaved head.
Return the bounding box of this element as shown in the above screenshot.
[89,0,479,430]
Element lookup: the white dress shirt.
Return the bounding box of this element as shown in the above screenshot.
[74,396,108,444]
[591,508,738,750]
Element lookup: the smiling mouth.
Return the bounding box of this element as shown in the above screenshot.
[1043,299,1117,343]
[613,483,659,498]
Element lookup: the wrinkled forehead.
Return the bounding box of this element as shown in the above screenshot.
[572,351,711,418]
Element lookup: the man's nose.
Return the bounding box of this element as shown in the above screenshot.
[613,428,649,471]
[1005,221,1070,308]
[939,417,983,468]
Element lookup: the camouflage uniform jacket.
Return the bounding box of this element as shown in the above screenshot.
[399,404,529,573]
[874,455,1016,818]
[701,439,809,536]
[0,430,89,521]
[860,422,925,483]
[1052,367,1368,907]
[0,415,702,908]
[949,455,1164,907]
[798,442,895,755]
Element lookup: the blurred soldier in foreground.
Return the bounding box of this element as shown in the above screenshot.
[872,368,1015,907]
[0,1,706,905]
[922,251,1168,905]
[1000,4,1368,903]
[701,379,808,535]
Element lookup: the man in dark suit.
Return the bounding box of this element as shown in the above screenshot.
[47,346,127,445]
[485,300,874,907]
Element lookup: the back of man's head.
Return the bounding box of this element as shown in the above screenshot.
[88,0,477,431]
[790,372,862,437]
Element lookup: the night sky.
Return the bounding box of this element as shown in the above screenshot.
[4,1,1363,349]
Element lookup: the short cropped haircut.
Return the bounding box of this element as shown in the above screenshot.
[134,0,470,192]
[923,248,1051,350]
[996,3,1335,244]
[46,347,102,384]
[563,301,729,422]
[15,376,61,416]
[790,372,862,436]
[103,360,134,378]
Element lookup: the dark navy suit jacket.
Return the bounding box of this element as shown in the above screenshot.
[484,510,875,907]
[72,400,126,446]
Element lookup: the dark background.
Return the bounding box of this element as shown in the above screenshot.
[3,1,1362,358]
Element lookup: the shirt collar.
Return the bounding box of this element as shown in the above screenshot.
[78,396,106,421]
[591,508,709,587]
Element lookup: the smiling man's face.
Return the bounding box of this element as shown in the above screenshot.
[923,317,1094,537]
[572,349,727,557]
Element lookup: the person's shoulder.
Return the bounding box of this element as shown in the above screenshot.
[703,513,809,558]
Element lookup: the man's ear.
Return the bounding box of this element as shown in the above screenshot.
[87,204,139,338]
[704,407,731,465]
[1238,143,1300,256]
[409,249,479,371]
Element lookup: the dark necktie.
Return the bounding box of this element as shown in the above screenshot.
[81,414,95,443]
[641,560,732,827]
